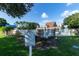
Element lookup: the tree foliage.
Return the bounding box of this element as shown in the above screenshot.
[64,13,79,29]
[16,21,40,30]
[0,3,33,18]
[0,18,8,26]
[3,26,14,31]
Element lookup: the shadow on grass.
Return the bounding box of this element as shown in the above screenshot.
[0,36,29,56]
[0,36,79,56]
[33,36,79,56]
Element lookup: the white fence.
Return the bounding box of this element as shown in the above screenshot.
[55,29,76,36]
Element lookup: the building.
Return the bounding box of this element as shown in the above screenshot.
[36,21,58,38]
[46,22,57,28]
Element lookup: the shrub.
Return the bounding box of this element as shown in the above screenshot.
[2,26,14,35]
[3,26,14,31]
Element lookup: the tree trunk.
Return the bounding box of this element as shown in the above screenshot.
[5,31,8,36]
[75,29,79,35]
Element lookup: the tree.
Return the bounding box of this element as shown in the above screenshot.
[16,21,40,30]
[64,13,79,29]
[0,18,8,26]
[63,13,79,35]
[0,3,33,18]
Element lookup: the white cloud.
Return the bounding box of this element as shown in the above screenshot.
[61,10,79,18]
[41,12,48,18]
[70,10,79,14]
[66,3,72,6]
[61,11,69,18]
[59,10,79,25]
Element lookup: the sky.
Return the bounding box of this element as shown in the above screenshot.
[0,3,79,25]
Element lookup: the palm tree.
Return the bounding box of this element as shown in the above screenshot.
[0,3,33,18]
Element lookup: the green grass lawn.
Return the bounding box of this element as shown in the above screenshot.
[0,27,5,38]
[0,36,29,56]
[0,26,79,56]
[0,36,79,56]
[32,36,79,56]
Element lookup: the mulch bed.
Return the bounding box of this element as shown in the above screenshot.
[35,36,58,50]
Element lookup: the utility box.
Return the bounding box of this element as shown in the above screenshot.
[19,30,35,46]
